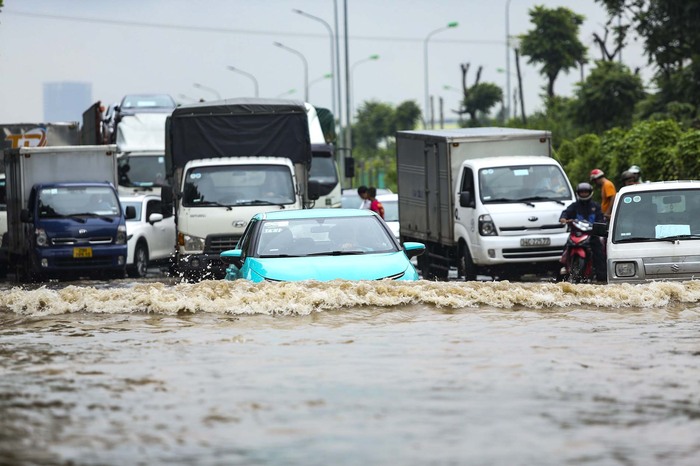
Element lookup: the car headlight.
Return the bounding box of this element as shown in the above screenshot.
[35,228,48,247]
[479,214,498,236]
[179,232,206,252]
[614,261,636,277]
[116,225,127,244]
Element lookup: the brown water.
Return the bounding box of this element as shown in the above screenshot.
[1,279,700,465]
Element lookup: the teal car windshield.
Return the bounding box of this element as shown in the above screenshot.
[256,215,398,257]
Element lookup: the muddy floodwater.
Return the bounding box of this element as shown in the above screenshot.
[1,278,699,465]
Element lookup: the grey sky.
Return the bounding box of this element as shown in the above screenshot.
[0,0,649,124]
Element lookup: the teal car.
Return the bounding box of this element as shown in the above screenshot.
[220,209,425,282]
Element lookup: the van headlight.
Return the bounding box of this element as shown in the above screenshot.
[615,262,636,277]
[116,225,127,244]
[479,214,497,236]
[35,228,48,246]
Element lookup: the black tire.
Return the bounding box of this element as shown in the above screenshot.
[128,242,149,278]
[461,245,477,281]
[568,255,585,284]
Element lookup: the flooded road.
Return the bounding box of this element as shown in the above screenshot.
[1,278,700,465]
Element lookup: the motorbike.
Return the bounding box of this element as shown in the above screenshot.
[560,219,595,283]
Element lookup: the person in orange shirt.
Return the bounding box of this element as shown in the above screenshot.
[590,168,616,220]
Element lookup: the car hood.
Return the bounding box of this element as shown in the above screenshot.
[249,252,411,281]
[482,201,569,231]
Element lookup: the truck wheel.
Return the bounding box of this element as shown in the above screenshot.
[461,246,477,281]
[128,243,149,278]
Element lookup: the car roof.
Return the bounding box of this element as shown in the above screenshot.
[618,180,700,194]
[256,208,378,221]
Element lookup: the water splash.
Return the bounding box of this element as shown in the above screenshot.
[2,280,700,317]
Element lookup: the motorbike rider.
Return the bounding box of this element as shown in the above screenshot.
[559,182,607,282]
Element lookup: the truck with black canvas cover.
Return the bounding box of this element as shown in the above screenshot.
[164,98,318,280]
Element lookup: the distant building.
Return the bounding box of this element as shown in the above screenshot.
[43,81,92,123]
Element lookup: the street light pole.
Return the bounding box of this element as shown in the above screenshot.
[309,73,333,100]
[350,55,379,123]
[423,21,458,129]
[505,0,513,121]
[273,41,309,102]
[292,9,336,116]
[276,88,296,98]
[226,65,259,98]
[193,82,221,100]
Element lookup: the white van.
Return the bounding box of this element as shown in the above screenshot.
[596,181,700,283]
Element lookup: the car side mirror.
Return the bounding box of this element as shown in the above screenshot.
[307,180,321,201]
[20,208,31,223]
[403,241,426,259]
[148,213,164,224]
[124,205,137,220]
[592,222,608,237]
[220,249,243,269]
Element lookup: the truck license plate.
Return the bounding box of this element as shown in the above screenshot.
[520,237,550,247]
[73,247,93,258]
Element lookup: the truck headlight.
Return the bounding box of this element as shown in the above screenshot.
[179,232,206,252]
[615,262,636,277]
[35,228,48,247]
[478,214,498,236]
[116,225,127,244]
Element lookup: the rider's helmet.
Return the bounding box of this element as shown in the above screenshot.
[628,165,641,182]
[576,182,593,201]
[589,169,605,181]
[620,170,636,184]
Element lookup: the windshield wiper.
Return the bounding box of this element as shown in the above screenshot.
[306,250,365,256]
[483,197,518,204]
[69,213,115,223]
[657,234,700,241]
[196,201,233,210]
[234,199,277,206]
[258,253,301,258]
[616,236,678,243]
[517,196,566,206]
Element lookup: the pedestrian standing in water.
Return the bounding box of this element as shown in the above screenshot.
[357,185,371,209]
[367,186,385,219]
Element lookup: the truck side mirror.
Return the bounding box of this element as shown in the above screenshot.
[20,209,31,223]
[592,222,608,237]
[124,205,137,220]
[307,180,321,201]
[459,191,474,208]
[161,188,174,217]
[344,157,355,178]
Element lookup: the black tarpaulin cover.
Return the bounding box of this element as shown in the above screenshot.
[167,98,311,173]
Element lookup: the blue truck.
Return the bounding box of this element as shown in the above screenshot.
[3,145,135,281]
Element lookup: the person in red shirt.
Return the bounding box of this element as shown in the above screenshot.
[590,168,616,221]
[367,186,385,219]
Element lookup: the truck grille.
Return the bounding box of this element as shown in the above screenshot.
[499,224,565,232]
[502,246,564,260]
[205,235,240,254]
[52,237,114,245]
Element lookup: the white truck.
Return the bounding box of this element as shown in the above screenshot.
[305,103,342,209]
[3,145,135,281]
[164,98,319,281]
[592,180,700,283]
[396,127,574,281]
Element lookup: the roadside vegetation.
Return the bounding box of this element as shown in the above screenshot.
[346,1,700,194]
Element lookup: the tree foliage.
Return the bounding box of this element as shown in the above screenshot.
[519,6,587,98]
[570,61,645,134]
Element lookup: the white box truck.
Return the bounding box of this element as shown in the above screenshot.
[396,127,574,281]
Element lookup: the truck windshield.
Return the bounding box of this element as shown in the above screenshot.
[182,164,295,207]
[479,164,571,203]
[38,186,120,218]
[118,155,167,188]
[612,188,700,242]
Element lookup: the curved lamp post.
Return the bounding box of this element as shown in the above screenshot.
[193,82,221,100]
[226,66,259,98]
[273,41,309,102]
[423,21,458,128]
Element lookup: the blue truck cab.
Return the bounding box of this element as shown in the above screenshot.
[19,181,135,280]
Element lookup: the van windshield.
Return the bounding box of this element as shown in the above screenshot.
[479,164,571,203]
[612,188,700,242]
[38,186,120,218]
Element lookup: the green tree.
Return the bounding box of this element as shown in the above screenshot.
[570,61,645,133]
[460,83,503,125]
[519,6,587,98]
[353,101,394,150]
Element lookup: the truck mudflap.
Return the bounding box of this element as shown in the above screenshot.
[176,253,227,281]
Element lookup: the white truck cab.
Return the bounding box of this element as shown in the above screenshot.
[597,181,700,283]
